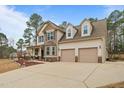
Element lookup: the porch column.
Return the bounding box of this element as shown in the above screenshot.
[75,48,78,62]
[39,48,41,60]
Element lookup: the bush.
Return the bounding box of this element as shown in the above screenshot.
[24,56,31,60]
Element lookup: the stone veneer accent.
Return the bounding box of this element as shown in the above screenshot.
[98,57,102,63]
[45,57,57,62]
[75,56,78,62]
[58,56,60,61]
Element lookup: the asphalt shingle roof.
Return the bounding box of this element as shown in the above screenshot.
[59,19,107,43]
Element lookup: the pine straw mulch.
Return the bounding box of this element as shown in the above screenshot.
[99,81,124,88]
[16,59,44,67]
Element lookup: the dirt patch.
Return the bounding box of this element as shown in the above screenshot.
[99,81,124,88]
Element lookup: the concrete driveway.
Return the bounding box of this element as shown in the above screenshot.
[0,61,124,88]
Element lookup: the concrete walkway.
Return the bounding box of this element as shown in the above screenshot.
[0,62,124,88]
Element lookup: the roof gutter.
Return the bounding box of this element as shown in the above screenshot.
[59,37,103,44]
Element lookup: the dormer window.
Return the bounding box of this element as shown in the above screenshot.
[67,29,71,37]
[81,19,93,37]
[83,25,88,34]
[66,24,77,39]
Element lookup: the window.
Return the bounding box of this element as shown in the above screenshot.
[51,32,54,40]
[46,46,56,56]
[47,32,55,40]
[52,46,56,55]
[38,36,44,43]
[83,25,88,34]
[41,36,44,42]
[47,32,51,40]
[67,29,71,37]
[46,47,50,55]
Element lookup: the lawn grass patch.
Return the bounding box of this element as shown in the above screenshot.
[0,59,20,73]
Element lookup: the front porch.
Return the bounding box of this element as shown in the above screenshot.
[27,45,45,61]
[27,45,60,62]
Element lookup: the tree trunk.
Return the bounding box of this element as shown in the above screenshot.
[35,35,37,46]
[21,45,23,58]
[113,31,116,58]
[29,40,31,46]
[35,30,37,46]
[32,28,37,60]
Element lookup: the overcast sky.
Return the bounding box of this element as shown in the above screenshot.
[0,5,124,47]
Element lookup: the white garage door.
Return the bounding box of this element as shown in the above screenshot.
[61,49,75,62]
[79,48,98,63]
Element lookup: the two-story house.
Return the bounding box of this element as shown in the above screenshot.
[27,21,64,61]
[27,18,108,63]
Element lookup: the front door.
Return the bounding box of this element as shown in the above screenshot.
[41,50,44,59]
[35,48,39,59]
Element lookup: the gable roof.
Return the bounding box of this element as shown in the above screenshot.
[66,23,78,31]
[37,21,64,35]
[36,19,107,43]
[59,19,107,43]
[80,18,91,25]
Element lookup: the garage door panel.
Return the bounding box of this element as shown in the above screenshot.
[79,48,98,63]
[61,49,75,62]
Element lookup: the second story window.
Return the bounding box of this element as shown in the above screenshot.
[51,32,54,40]
[38,36,44,43]
[47,32,51,40]
[41,36,44,42]
[47,32,55,40]
[83,25,88,34]
[67,29,71,37]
